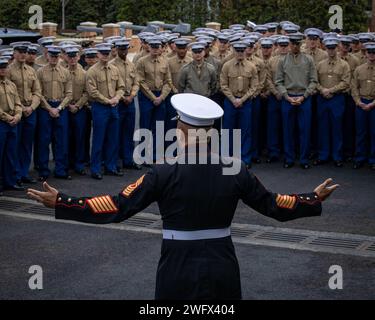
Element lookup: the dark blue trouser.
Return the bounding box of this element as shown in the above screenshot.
[165,93,177,133]
[0,120,18,187]
[139,91,166,162]
[355,98,375,164]
[251,96,261,159]
[317,94,345,161]
[90,102,119,174]
[118,100,136,166]
[37,101,69,177]
[222,98,252,165]
[267,95,282,158]
[16,111,37,179]
[69,108,88,172]
[343,94,356,159]
[281,95,312,164]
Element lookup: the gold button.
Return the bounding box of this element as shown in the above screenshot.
[67,198,72,203]
[79,200,83,204]
[307,197,310,200]
[57,197,62,202]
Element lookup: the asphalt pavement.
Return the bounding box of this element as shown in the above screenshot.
[1,161,374,300]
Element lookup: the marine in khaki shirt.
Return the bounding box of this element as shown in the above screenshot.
[0,77,23,123]
[37,56,73,111]
[86,60,125,105]
[136,51,172,102]
[110,55,139,98]
[168,44,193,94]
[245,46,266,97]
[302,33,328,66]
[317,54,350,98]
[351,62,375,105]
[68,62,88,111]
[8,59,41,111]
[265,38,290,99]
[220,54,259,104]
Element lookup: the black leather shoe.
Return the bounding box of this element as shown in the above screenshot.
[4,185,25,191]
[334,161,344,168]
[344,156,353,163]
[38,176,48,182]
[123,163,142,170]
[104,170,124,177]
[54,174,72,180]
[75,169,86,176]
[313,159,328,166]
[353,162,363,169]
[246,163,252,169]
[283,162,294,169]
[252,158,261,164]
[21,176,37,184]
[301,164,311,170]
[266,157,279,164]
[91,173,103,180]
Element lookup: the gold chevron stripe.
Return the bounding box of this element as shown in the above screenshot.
[122,174,145,197]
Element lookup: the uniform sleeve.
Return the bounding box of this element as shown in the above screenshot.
[160,64,172,100]
[238,164,322,222]
[256,61,267,95]
[240,65,259,104]
[55,170,158,224]
[30,70,41,110]
[209,66,218,96]
[351,67,361,105]
[177,66,188,93]
[220,62,236,104]
[59,70,73,109]
[275,58,288,98]
[114,68,125,100]
[76,74,89,109]
[304,58,318,99]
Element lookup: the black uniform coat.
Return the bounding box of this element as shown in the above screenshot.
[55,152,322,300]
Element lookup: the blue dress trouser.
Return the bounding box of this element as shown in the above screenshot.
[316,94,345,161]
[69,108,88,172]
[36,101,69,177]
[16,111,37,179]
[355,98,375,164]
[222,98,252,165]
[267,95,281,158]
[343,93,356,158]
[251,96,261,159]
[138,91,166,162]
[118,100,136,166]
[0,120,18,187]
[90,102,119,174]
[281,95,312,165]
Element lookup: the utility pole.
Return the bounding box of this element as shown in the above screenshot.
[61,0,70,30]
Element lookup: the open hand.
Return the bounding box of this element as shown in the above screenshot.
[314,178,340,201]
[27,182,59,208]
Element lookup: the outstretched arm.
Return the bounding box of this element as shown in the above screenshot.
[27,171,158,224]
[239,165,339,222]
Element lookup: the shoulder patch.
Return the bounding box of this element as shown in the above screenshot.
[276,194,297,210]
[122,174,145,198]
[87,195,118,214]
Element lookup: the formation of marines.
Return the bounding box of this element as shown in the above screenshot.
[1,20,375,193]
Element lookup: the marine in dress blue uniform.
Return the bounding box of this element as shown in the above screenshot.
[28,94,339,300]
